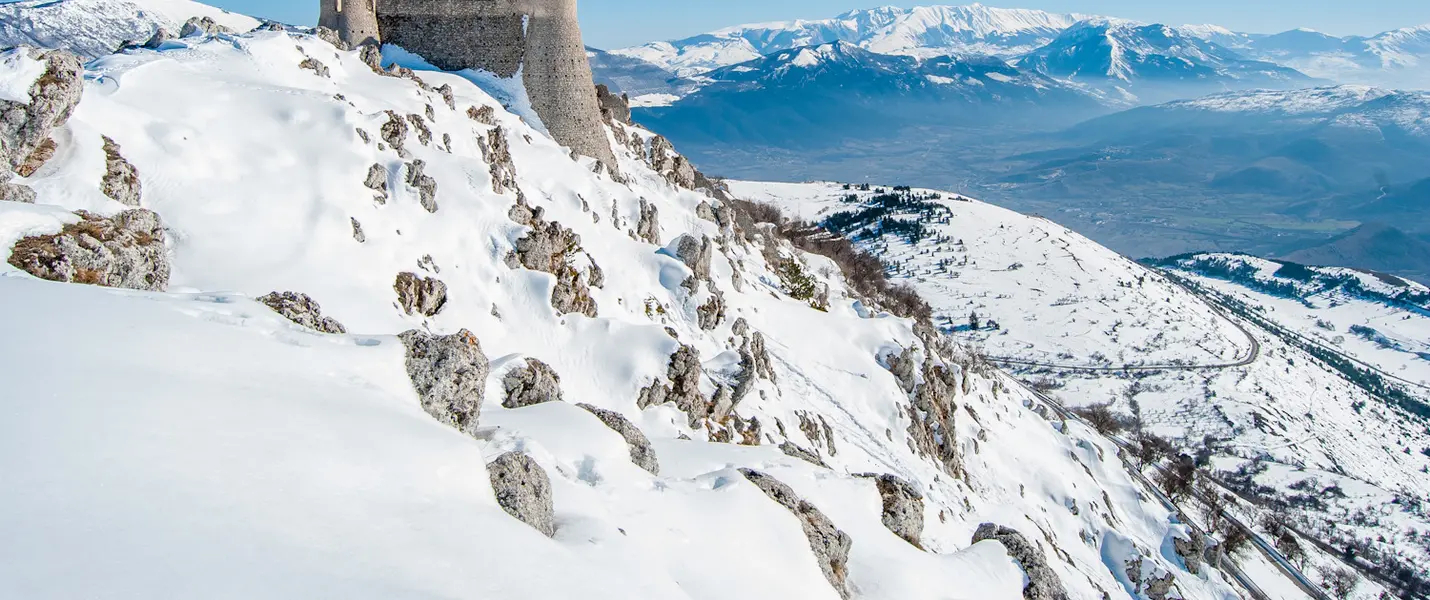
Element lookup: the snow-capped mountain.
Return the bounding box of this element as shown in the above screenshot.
[609,4,1087,77]
[0,0,259,61]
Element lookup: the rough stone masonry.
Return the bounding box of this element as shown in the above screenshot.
[340,0,618,169]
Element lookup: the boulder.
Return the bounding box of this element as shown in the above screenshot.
[488,452,555,537]
[142,28,172,49]
[404,159,437,213]
[364,163,388,204]
[380,110,408,155]
[578,403,659,475]
[873,474,924,548]
[482,126,518,195]
[973,523,1068,600]
[739,469,852,599]
[635,199,659,244]
[0,182,35,203]
[398,329,487,434]
[258,291,346,334]
[1,49,84,175]
[673,234,713,283]
[394,272,447,317]
[502,358,564,408]
[8,209,168,291]
[179,16,234,37]
[100,136,142,206]
[637,344,705,426]
[350,217,366,243]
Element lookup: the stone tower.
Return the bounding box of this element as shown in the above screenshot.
[374,0,617,168]
[318,0,382,48]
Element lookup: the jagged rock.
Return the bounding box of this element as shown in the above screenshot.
[393,272,448,317]
[258,291,347,334]
[973,524,1068,600]
[739,469,852,599]
[885,347,919,393]
[8,209,168,291]
[482,126,518,195]
[433,84,456,111]
[731,320,775,404]
[142,28,172,49]
[647,135,696,189]
[312,25,348,50]
[100,136,141,206]
[404,159,438,213]
[594,84,631,125]
[578,403,659,475]
[468,105,496,125]
[779,442,827,468]
[364,163,388,204]
[507,201,598,317]
[873,474,924,548]
[298,57,330,78]
[502,358,564,408]
[906,353,964,479]
[1172,533,1204,575]
[488,452,555,537]
[0,182,35,203]
[350,217,366,242]
[406,113,433,146]
[380,110,408,155]
[637,344,705,426]
[254,21,286,32]
[180,16,234,38]
[359,44,384,72]
[673,234,713,283]
[15,137,55,177]
[696,201,718,223]
[696,287,725,331]
[1,49,84,175]
[636,199,660,244]
[397,329,487,434]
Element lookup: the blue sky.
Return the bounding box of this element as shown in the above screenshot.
[207,1,1430,49]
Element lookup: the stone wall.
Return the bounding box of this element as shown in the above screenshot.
[318,0,382,47]
[374,0,617,168]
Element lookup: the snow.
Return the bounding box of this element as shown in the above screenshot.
[630,92,681,107]
[0,24,1247,600]
[0,45,46,103]
[0,0,260,61]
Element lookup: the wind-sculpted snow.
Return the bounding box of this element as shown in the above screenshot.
[0,26,1244,600]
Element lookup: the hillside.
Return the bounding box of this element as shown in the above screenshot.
[0,0,259,60]
[1282,224,1430,284]
[0,17,1254,600]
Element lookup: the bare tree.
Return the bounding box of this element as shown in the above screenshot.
[1318,566,1358,600]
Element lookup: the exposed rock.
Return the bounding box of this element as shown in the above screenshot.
[507,201,598,317]
[180,16,234,38]
[696,287,726,331]
[379,110,408,156]
[696,201,718,223]
[254,21,286,32]
[578,403,659,475]
[15,137,55,177]
[482,126,518,195]
[298,57,330,78]
[8,209,168,291]
[595,84,631,125]
[350,217,366,242]
[393,272,448,317]
[406,113,432,146]
[359,44,384,72]
[731,319,776,403]
[468,105,496,125]
[885,347,919,393]
[1,49,84,174]
[873,474,924,548]
[100,136,142,206]
[906,353,964,479]
[364,162,388,204]
[502,358,564,408]
[637,344,705,426]
[1172,533,1204,575]
[0,182,35,203]
[397,329,487,434]
[973,524,1068,600]
[313,25,349,51]
[647,135,696,189]
[434,84,456,111]
[258,291,347,334]
[487,452,555,537]
[779,442,827,468]
[142,27,172,49]
[739,469,852,599]
[636,199,659,244]
[673,234,713,283]
[404,159,438,213]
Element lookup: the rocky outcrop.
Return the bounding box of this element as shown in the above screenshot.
[906,354,965,479]
[884,347,919,393]
[1,49,84,176]
[1124,553,1178,600]
[398,329,487,435]
[578,403,659,475]
[481,126,518,196]
[100,136,141,206]
[406,113,433,146]
[872,474,924,548]
[673,234,713,283]
[258,291,346,334]
[637,344,706,426]
[739,469,852,599]
[364,163,388,204]
[1173,532,1204,575]
[394,272,448,317]
[488,451,555,537]
[142,28,172,49]
[502,358,563,408]
[8,209,168,291]
[779,442,827,468]
[313,25,349,51]
[379,110,408,155]
[404,159,437,212]
[298,57,330,78]
[350,217,366,242]
[507,201,599,318]
[636,199,660,244]
[730,318,776,404]
[0,182,35,203]
[595,84,631,125]
[973,524,1068,600]
[647,135,696,189]
[468,105,496,126]
[696,288,726,331]
[179,16,234,37]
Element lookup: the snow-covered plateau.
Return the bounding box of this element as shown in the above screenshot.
[0,16,1262,600]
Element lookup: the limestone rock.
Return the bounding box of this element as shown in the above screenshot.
[359,44,384,72]
[8,209,168,291]
[258,291,347,334]
[398,329,487,434]
[0,182,35,203]
[404,159,437,213]
[142,28,172,49]
[636,199,660,244]
[394,272,447,317]
[647,135,697,189]
[488,452,555,537]
[1172,532,1204,575]
[507,201,598,317]
[739,469,853,599]
[350,217,366,242]
[885,347,919,393]
[673,234,713,283]
[873,474,924,548]
[695,201,718,223]
[906,354,964,479]
[100,136,142,206]
[578,403,659,475]
[364,162,388,204]
[482,126,518,195]
[637,344,705,426]
[298,57,330,78]
[15,137,55,177]
[380,110,408,155]
[1,49,84,174]
[435,84,456,111]
[779,442,827,468]
[502,358,564,408]
[595,84,631,125]
[468,105,496,126]
[973,524,1069,600]
[180,16,234,37]
[696,287,726,331]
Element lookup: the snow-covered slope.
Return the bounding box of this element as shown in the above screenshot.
[739,180,1430,598]
[610,4,1087,76]
[0,0,259,61]
[0,25,1245,600]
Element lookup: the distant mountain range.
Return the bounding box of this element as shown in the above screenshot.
[1280,223,1430,283]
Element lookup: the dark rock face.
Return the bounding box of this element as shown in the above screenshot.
[578,403,659,475]
[394,272,448,317]
[398,329,488,435]
[1,49,84,175]
[100,136,142,206]
[973,523,1069,600]
[488,451,556,537]
[258,291,346,334]
[8,209,169,291]
[507,200,599,317]
[739,469,853,599]
[502,358,564,408]
[873,474,924,548]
